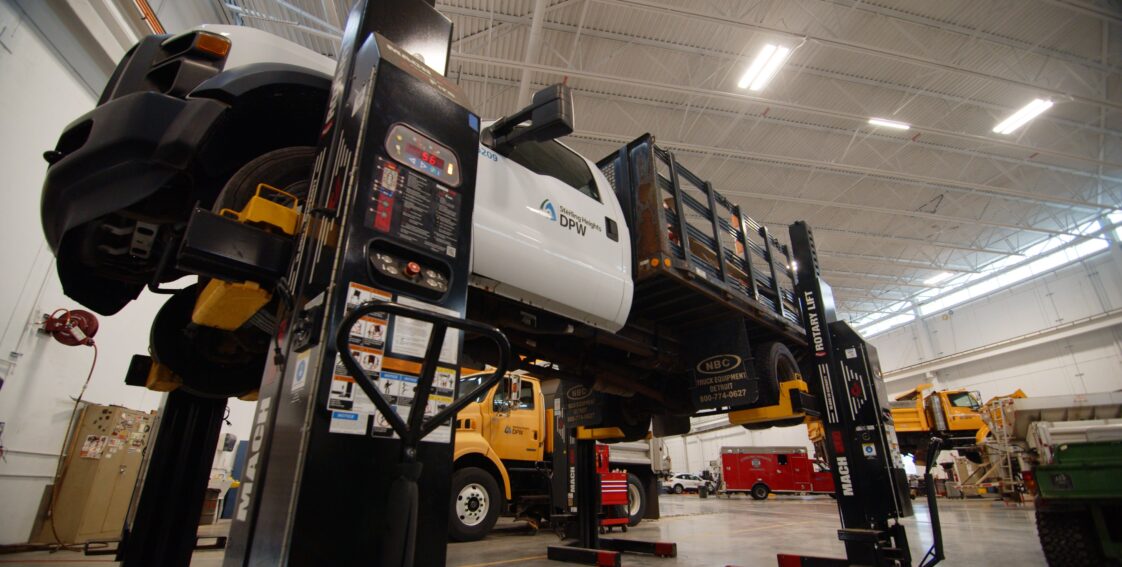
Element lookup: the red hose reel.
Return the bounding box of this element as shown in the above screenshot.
[43,309,99,347]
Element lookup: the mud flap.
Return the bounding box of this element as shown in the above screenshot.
[683,316,758,410]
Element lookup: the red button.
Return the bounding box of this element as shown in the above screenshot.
[405,262,421,277]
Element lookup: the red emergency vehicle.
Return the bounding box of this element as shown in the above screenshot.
[720,446,834,499]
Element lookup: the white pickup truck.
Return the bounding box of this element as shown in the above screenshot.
[40,25,810,437]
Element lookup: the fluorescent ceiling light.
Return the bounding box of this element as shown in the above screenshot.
[924,272,953,285]
[737,44,790,91]
[868,117,910,130]
[992,98,1053,135]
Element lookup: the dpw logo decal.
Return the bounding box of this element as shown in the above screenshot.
[539,200,602,237]
[540,199,558,221]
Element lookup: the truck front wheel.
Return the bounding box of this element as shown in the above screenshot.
[751,484,770,500]
[449,467,501,542]
[626,473,647,527]
[1036,508,1105,566]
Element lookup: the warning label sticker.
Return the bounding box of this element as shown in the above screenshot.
[390,295,460,365]
[327,281,459,442]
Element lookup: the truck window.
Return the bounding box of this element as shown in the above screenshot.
[778,455,788,466]
[505,132,601,202]
[518,381,535,410]
[459,375,488,403]
[492,378,509,411]
[947,392,980,409]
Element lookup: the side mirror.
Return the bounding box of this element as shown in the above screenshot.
[508,374,522,406]
[486,84,574,153]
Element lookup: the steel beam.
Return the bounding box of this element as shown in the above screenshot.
[818,250,977,274]
[516,0,549,108]
[568,132,1111,214]
[593,0,1122,112]
[453,53,1122,174]
[443,6,1121,141]
[821,0,1119,74]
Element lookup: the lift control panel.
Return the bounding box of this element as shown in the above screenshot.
[223,2,481,565]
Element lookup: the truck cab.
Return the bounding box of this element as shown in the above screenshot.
[450,373,655,541]
[890,384,984,461]
[473,131,633,332]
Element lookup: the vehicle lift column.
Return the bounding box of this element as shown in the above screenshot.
[778,221,943,567]
[547,402,676,566]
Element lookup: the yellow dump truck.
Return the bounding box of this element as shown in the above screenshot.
[890,384,984,462]
[451,372,666,541]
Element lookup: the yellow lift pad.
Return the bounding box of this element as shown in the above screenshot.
[727,378,810,426]
[192,280,272,331]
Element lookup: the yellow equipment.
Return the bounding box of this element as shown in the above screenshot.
[727,378,812,427]
[192,184,301,331]
[890,384,985,459]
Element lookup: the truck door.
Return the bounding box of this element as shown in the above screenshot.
[473,137,632,332]
[489,377,544,462]
[789,454,812,491]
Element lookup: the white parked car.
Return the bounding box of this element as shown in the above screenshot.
[662,473,712,494]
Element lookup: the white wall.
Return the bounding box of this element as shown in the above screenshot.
[871,245,1122,401]
[0,1,253,544]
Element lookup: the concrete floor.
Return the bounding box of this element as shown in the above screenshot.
[0,495,1045,566]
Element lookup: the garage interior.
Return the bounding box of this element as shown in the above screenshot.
[0,0,1120,566]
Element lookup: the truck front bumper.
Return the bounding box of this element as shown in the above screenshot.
[41,91,227,252]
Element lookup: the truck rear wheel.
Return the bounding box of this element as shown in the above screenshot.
[626,473,646,527]
[449,467,501,542]
[751,483,770,500]
[1036,508,1104,566]
[754,342,799,399]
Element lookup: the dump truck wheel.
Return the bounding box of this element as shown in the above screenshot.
[449,467,501,542]
[751,484,770,500]
[1036,508,1104,567]
[626,473,646,527]
[213,146,315,212]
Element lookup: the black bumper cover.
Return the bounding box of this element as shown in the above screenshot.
[41,91,227,252]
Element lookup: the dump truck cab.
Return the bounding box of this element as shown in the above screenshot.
[890,384,984,461]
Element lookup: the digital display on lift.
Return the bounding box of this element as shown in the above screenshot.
[385,123,462,187]
[406,144,444,169]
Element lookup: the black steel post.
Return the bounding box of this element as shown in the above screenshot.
[575,438,600,549]
[118,390,226,567]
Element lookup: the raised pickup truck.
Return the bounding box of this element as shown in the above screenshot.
[40,24,810,436]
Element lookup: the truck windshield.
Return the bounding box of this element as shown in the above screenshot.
[458,375,488,403]
[947,392,980,409]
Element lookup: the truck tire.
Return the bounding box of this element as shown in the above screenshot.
[626,473,646,527]
[449,467,501,542]
[1036,508,1105,567]
[751,483,770,500]
[213,146,316,212]
[600,395,652,442]
[755,342,799,396]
